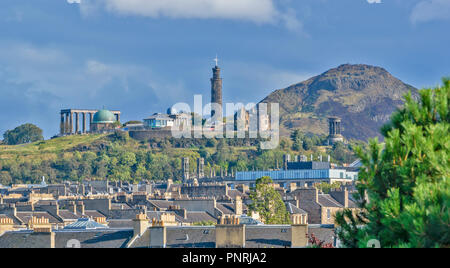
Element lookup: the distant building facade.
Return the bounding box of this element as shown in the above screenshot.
[143,113,174,128]
[235,159,357,185]
[143,111,191,129]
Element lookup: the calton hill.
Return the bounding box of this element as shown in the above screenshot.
[0,63,422,186]
[0,123,362,186]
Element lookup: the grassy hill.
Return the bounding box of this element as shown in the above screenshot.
[0,134,107,156]
[0,132,359,185]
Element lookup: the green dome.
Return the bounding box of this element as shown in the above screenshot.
[93,109,116,124]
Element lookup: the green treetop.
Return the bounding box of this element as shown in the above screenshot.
[248,176,291,225]
[335,78,450,248]
[3,123,44,145]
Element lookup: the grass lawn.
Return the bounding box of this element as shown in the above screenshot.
[0,134,107,156]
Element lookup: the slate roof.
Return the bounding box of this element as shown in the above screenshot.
[57,210,80,221]
[111,203,132,210]
[161,225,335,248]
[165,226,216,248]
[15,211,61,224]
[318,195,343,208]
[184,211,217,223]
[83,210,106,218]
[0,225,336,248]
[129,229,151,248]
[227,189,247,199]
[55,229,133,248]
[246,226,291,248]
[148,200,174,210]
[285,202,308,215]
[0,231,54,248]
[216,203,234,215]
[107,219,134,229]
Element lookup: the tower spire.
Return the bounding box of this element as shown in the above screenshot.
[214,54,219,67]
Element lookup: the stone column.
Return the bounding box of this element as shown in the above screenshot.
[90,113,94,132]
[65,113,70,135]
[60,113,65,135]
[75,112,79,134]
[82,113,87,134]
[68,113,73,134]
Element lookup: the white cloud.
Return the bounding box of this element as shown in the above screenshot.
[367,0,382,3]
[71,0,302,31]
[67,0,81,3]
[280,8,304,33]
[411,0,450,24]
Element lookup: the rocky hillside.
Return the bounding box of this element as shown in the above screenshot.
[260,64,418,141]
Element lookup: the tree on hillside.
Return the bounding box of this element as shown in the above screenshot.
[291,130,304,151]
[248,176,291,224]
[317,182,342,194]
[335,79,450,248]
[3,123,44,145]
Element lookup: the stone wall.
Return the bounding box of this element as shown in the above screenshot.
[320,207,341,225]
[129,129,173,141]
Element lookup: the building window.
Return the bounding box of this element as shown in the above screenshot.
[327,209,331,220]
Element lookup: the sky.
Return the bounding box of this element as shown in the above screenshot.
[0,0,449,138]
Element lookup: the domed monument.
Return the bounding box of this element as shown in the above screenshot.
[59,108,121,135]
[90,109,118,132]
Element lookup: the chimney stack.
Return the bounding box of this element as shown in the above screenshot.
[234,196,243,216]
[133,213,149,237]
[77,201,85,216]
[149,218,166,248]
[216,215,245,248]
[291,223,308,248]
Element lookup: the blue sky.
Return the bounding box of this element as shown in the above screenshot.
[0,0,449,138]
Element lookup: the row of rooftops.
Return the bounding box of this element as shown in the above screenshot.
[0,174,358,249]
[0,224,335,248]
